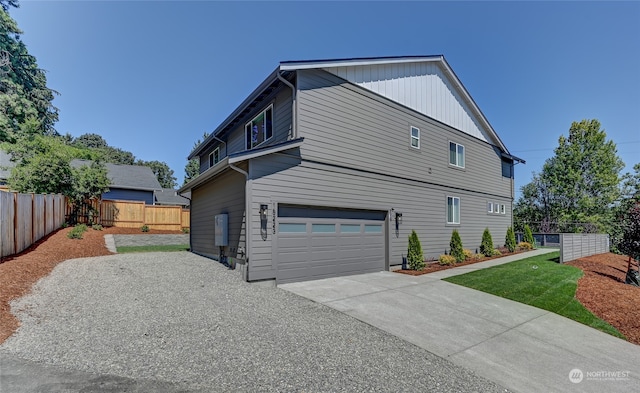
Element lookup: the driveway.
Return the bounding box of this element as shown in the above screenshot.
[280,249,640,393]
[0,252,506,392]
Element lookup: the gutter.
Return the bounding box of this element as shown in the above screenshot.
[277,71,297,139]
[229,162,250,282]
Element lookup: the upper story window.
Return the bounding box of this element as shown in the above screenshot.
[449,141,465,168]
[209,147,220,168]
[487,202,494,214]
[410,126,420,149]
[447,196,460,224]
[246,105,273,150]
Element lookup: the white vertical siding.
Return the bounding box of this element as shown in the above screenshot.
[324,63,492,144]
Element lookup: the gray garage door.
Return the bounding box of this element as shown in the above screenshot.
[274,205,387,283]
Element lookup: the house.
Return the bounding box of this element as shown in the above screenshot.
[0,150,15,190]
[154,188,190,207]
[71,160,162,204]
[179,56,524,284]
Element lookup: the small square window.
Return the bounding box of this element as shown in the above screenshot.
[449,142,465,168]
[410,126,420,149]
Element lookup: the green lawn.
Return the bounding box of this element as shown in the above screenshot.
[443,251,625,339]
[116,245,190,253]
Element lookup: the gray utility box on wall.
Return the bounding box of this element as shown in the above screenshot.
[214,214,229,246]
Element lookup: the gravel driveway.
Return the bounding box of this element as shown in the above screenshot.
[0,252,507,392]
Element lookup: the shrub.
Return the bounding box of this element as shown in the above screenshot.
[67,224,88,240]
[523,224,535,245]
[61,222,69,229]
[472,253,484,260]
[449,230,465,263]
[407,230,425,271]
[463,249,473,260]
[182,227,190,234]
[480,228,494,257]
[92,224,103,231]
[141,225,150,233]
[505,226,516,253]
[517,241,533,250]
[492,249,502,257]
[438,254,456,266]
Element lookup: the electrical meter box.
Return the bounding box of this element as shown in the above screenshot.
[214,214,229,246]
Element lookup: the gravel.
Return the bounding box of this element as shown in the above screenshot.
[0,252,508,392]
[112,234,189,247]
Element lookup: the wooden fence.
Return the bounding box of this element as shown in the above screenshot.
[1,191,66,258]
[66,199,190,231]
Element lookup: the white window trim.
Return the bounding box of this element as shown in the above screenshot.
[410,126,420,149]
[495,202,501,214]
[500,204,506,215]
[245,104,274,150]
[209,147,220,168]
[487,202,493,213]
[447,196,460,225]
[449,141,465,168]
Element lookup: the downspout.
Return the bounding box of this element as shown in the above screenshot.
[229,162,250,281]
[277,71,297,140]
[211,135,227,156]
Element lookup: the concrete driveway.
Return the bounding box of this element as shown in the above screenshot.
[280,249,640,393]
[0,252,506,392]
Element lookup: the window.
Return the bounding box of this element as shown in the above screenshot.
[245,105,273,150]
[312,224,335,233]
[487,202,494,214]
[495,202,500,214]
[500,204,506,215]
[209,147,220,168]
[364,224,383,233]
[449,142,465,168]
[279,223,306,233]
[341,224,361,233]
[410,126,420,149]
[447,196,460,224]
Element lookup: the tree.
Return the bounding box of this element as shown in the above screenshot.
[480,228,494,257]
[407,230,424,270]
[183,131,209,185]
[505,226,516,253]
[68,161,110,224]
[449,229,464,263]
[619,202,640,262]
[136,159,177,188]
[0,5,58,140]
[72,133,109,149]
[514,119,624,233]
[523,224,535,245]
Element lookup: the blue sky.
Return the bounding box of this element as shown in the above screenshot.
[11,1,640,195]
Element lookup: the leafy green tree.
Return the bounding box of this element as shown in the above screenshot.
[72,133,109,149]
[68,161,110,224]
[183,131,209,185]
[449,229,464,263]
[505,226,516,253]
[514,119,624,233]
[523,224,535,245]
[619,202,640,262]
[480,228,494,257]
[0,5,58,140]
[407,230,424,270]
[136,159,177,188]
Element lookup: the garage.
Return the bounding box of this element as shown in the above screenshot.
[274,205,387,283]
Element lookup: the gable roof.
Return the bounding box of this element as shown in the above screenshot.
[71,159,162,191]
[191,55,511,159]
[154,188,190,206]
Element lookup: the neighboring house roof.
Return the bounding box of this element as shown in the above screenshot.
[71,159,162,191]
[190,55,512,159]
[154,188,190,206]
[0,150,15,181]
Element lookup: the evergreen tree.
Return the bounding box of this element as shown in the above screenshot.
[505,226,516,253]
[449,229,464,263]
[480,228,494,257]
[407,230,424,270]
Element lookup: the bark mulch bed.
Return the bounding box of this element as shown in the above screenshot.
[395,248,529,276]
[0,226,184,345]
[567,253,640,345]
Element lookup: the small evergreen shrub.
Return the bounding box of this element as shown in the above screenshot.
[517,241,533,250]
[523,224,535,245]
[67,224,88,240]
[141,225,150,233]
[449,230,465,263]
[438,254,456,265]
[92,224,103,231]
[463,249,473,260]
[480,228,494,257]
[492,249,502,257]
[407,230,425,270]
[505,226,516,253]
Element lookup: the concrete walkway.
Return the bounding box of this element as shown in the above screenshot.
[279,249,640,393]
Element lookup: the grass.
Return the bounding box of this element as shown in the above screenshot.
[443,251,625,340]
[116,245,190,253]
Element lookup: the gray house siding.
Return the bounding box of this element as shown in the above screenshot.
[249,158,511,277]
[198,87,293,174]
[190,167,247,260]
[103,188,154,205]
[296,69,513,200]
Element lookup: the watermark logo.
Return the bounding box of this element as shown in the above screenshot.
[569,368,583,384]
[569,368,630,383]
